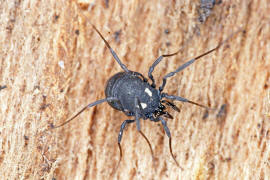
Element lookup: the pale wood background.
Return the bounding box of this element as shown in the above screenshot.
[0,0,269,179]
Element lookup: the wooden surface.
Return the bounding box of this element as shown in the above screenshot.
[0,0,269,179]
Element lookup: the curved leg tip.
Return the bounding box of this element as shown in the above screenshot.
[169,138,184,170]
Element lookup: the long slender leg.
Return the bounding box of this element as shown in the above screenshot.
[161,100,180,112]
[132,71,148,82]
[51,97,118,129]
[118,120,135,144]
[160,117,182,169]
[91,25,129,72]
[148,50,183,88]
[134,97,154,159]
[162,93,209,109]
[159,46,218,92]
[112,119,134,174]
[116,120,135,167]
[159,29,245,92]
[163,111,173,119]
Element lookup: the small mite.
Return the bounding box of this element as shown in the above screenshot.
[52,21,244,169]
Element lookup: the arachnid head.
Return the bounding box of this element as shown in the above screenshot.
[152,102,175,120]
[153,103,166,118]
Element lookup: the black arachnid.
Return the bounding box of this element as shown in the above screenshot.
[52,23,243,168]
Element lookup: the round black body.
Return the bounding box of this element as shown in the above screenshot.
[105,71,160,118]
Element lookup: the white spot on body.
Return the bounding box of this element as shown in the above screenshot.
[137,103,147,109]
[140,103,147,109]
[145,88,152,97]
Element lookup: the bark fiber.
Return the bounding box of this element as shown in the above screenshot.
[0,0,269,179]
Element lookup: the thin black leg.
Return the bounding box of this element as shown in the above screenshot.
[160,117,182,169]
[159,57,196,92]
[160,117,171,138]
[148,50,183,88]
[118,120,135,144]
[116,119,135,169]
[51,97,118,129]
[158,29,245,92]
[91,25,129,73]
[132,71,148,82]
[161,100,180,112]
[113,119,134,173]
[162,93,209,109]
[134,97,141,131]
[134,97,154,160]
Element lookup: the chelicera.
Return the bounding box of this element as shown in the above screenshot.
[53,23,243,168]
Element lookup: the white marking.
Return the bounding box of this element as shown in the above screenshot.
[140,103,147,109]
[145,88,152,97]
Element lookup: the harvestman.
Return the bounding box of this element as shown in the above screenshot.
[52,24,244,168]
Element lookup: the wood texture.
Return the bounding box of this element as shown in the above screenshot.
[0,0,269,179]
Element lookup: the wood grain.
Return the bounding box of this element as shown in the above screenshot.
[0,0,269,179]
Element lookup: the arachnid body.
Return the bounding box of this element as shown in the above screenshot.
[53,23,243,168]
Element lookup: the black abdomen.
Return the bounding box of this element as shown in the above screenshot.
[105,72,126,111]
[105,72,160,116]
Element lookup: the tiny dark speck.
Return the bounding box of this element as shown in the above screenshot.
[75,29,80,35]
[114,30,121,43]
[24,135,29,140]
[54,15,59,20]
[208,161,215,169]
[217,104,227,118]
[34,85,40,90]
[203,109,209,119]
[49,123,55,128]
[40,104,50,110]
[164,29,170,34]
[0,85,7,91]
[166,42,171,47]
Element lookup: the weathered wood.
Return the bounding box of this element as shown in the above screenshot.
[0,0,269,179]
